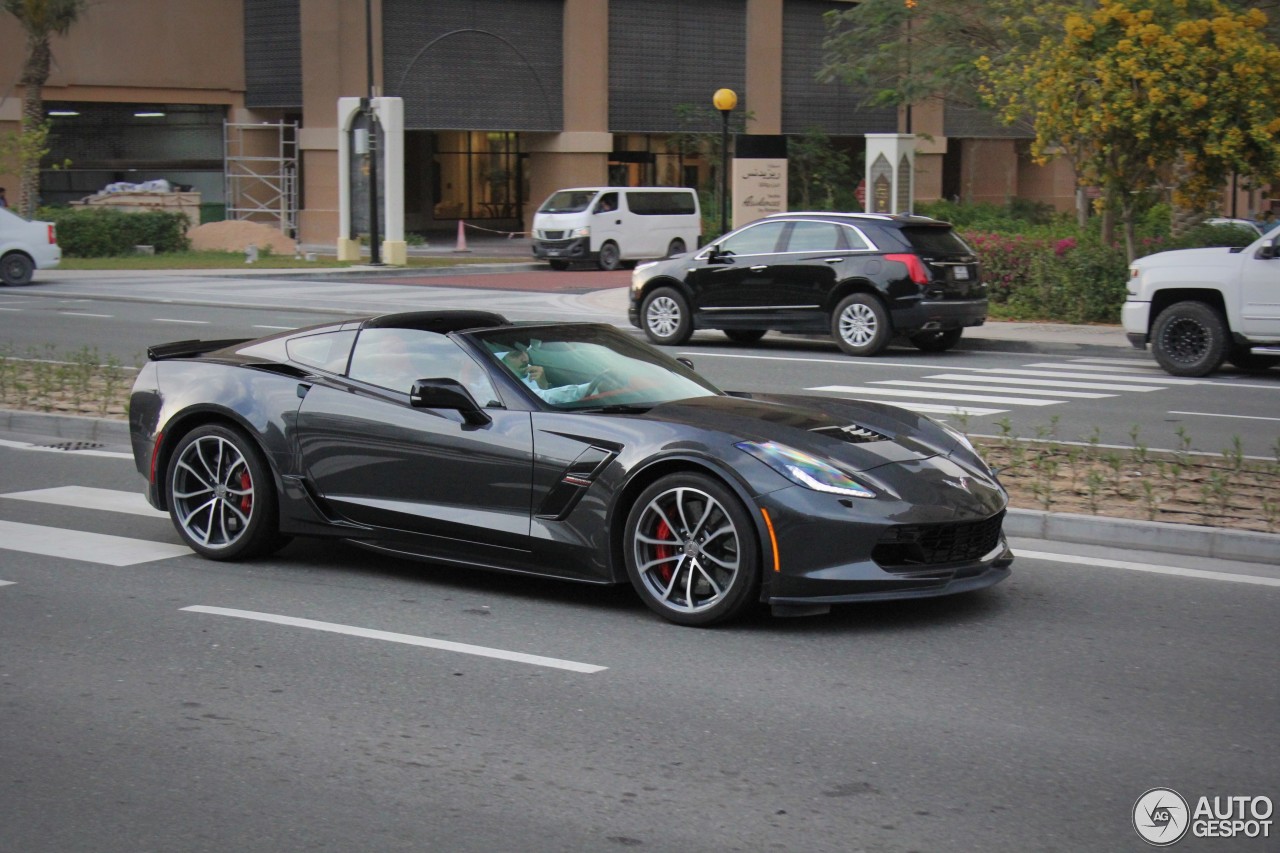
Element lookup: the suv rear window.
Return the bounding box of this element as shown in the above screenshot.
[899,226,973,258]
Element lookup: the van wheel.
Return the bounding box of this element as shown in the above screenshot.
[598,241,622,271]
[832,294,891,356]
[641,287,693,345]
[548,260,570,271]
[666,238,687,257]
[1,252,35,286]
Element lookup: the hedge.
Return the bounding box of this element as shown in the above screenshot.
[38,206,191,257]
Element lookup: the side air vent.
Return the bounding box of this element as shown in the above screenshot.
[811,424,890,444]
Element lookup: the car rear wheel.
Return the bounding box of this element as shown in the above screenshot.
[723,329,766,345]
[641,287,693,345]
[665,238,687,257]
[1151,300,1226,377]
[598,241,622,271]
[624,472,759,626]
[167,424,280,560]
[908,328,963,353]
[1,252,35,286]
[832,293,891,356]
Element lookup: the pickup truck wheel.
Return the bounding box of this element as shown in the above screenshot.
[1151,301,1227,377]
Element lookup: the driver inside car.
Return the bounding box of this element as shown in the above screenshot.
[499,345,592,404]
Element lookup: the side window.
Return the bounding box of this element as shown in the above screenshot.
[785,221,845,253]
[286,330,356,374]
[841,226,872,251]
[594,192,619,214]
[719,221,787,256]
[347,328,498,405]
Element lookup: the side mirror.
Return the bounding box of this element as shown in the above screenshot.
[677,357,695,370]
[410,378,490,426]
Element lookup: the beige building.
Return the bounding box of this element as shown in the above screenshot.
[3,0,1176,249]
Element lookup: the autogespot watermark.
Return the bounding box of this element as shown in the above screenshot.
[1133,788,1273,846]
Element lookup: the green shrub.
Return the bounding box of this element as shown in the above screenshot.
[963,231,1050,304]
[38,206,190,257]
[1009,236,1129,324]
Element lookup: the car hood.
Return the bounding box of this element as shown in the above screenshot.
[1133,245,1249,269]
[639,393,960,473]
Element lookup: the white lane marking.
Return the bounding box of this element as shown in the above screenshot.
[0,438,133,459]
[181,606,608,673]
[975,368,1203,385]
[1019,550,1280,588]
[153,318,210,325]
[1169,410,1280,423]
[0,580,14,587]
[0,520,189,565]
[925,373,1165,392]
[1026,361,1166,373]
[810,385,1063,406]
[1,486,167,518]
[60,312,114,318]
[1067,357,1166,367]
[873,380,1113,399]
[252,325,294,330]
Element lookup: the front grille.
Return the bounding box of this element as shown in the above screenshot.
[872,511,1004,571]
[541,230,566,240]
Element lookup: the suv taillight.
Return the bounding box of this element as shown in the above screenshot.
[48,224,56,244]
[884,253,930,285]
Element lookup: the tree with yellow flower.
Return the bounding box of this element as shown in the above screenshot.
[980,0,1280,261]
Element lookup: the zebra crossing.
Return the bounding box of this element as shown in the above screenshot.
[809,357,1181,417]
[0,484,186,568]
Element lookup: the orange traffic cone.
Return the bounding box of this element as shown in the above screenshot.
[453,219,470,253]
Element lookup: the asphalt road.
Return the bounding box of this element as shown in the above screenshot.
[1,429,1277,852]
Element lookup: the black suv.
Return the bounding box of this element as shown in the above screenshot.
[627,212,987,356]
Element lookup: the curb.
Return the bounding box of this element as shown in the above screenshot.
[3,410,1275,567]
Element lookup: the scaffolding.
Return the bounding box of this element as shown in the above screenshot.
[224,120,299,237]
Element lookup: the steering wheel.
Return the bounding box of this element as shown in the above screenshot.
[582,368,627,400]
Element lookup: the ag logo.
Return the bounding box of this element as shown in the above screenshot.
[1134,788,1190,846]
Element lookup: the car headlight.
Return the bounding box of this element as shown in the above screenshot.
[736,440,876,499]
[571,226,590,239]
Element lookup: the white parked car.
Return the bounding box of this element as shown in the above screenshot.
[0,206,61,286]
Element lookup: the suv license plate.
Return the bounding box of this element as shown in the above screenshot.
[546,249,561,257]
[953,266,969,280]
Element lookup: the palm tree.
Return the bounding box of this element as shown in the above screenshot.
[3,0,88,217]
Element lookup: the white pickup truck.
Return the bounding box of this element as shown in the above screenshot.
[1122,231,1280,376]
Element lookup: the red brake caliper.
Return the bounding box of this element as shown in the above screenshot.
[238,470,253,514]
[654,519,675,583]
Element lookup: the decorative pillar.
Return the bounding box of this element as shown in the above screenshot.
[337,96,406,264]
[864,133,916,215]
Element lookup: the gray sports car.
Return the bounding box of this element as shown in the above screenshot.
[129,310,1013,626]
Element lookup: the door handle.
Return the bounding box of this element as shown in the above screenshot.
[825,257,845,264]
[296,383,311,399]
[750,265,769,271]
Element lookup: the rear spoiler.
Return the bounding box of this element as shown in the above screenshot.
[147,338,252,361]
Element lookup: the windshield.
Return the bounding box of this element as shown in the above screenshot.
[467,324,722,411]
[537,191,597,214]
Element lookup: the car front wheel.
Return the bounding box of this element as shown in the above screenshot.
[641,287,693,345]
[832,293,891,356]
[1151,301,1226,377]
[1,252,35,286]
[167,424,280,560]
[623,472,759,626]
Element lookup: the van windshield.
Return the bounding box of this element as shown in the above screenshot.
[538,191,596,214]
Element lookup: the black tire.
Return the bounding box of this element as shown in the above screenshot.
[723,329,766,345]
[548,259,570,271]
[597,241,622,271]
[1,252,35,286]
[1227,345,1280,373]
[166,424,281,561]
[623,472,760,626]
[666,238,687,257]
[640,286,693,345]
[831,293,892,356]
[908,328,963,353]
[1151,301,1227,377]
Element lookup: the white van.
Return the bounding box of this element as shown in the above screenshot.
[532,186,700,270]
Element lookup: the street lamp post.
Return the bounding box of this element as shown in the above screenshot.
[713,88,737,238]
[365,0,382,265]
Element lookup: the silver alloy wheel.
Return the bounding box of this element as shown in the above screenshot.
[631,485,741,614]
[838,301,880,347]
[646,295,682,339]
[171,433,256,550]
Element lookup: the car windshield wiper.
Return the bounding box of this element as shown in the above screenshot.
[575,403,652,414]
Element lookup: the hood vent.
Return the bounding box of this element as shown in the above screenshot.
[812,423,890,444]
